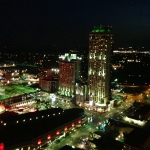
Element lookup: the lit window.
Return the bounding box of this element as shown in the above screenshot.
[37,139,41,145]
[64,126,68,131]
[72,122,75,127]
[78,119,81,124]
[0,143,4,150]
[47,134,51,140]
[56,130,60,135]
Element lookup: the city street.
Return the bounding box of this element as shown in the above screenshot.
[4,90,148,149]
[35,92,133,150]
[46,123,94,150]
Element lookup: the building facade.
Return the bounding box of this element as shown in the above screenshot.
[39,68,59,93]
[75,83,87,105]
[58,53,82,98]
[88,25,113,105]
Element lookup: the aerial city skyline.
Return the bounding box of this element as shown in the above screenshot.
[0,23,150,149]
[0,0,150,51]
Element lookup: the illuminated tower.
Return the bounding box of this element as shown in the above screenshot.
[88,25,113,105]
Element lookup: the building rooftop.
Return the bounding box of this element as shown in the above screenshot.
[89,137,123,150]
[136,104,150,115]
[109,119,134,128]
[0,108,84,148]
[124,128,150,148]
[0,108,63,123]
[91,25,112,33]
[59,53,82,62]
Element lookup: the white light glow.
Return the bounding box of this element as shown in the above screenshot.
[123,116,146,126]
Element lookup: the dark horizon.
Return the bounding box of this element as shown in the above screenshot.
[0,0,150,51]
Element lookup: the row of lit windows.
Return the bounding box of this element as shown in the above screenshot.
[90,34,112,38]
[89,86,105,93]
[2,112,62,126]
[89,76,104,80]
[90,45,108,48]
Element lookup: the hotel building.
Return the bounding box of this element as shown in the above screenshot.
[88,25,113,105]
[58,53,82,99]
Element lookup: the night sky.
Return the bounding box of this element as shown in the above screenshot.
[0,0,150,51]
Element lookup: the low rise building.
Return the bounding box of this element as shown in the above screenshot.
[123,128,150,150]
[39,68,59,93]
[0,108,84,150]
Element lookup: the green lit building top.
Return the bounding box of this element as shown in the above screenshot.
[92,25,112,33]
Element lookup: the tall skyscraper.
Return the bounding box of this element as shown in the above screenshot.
[88,25,113,106]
